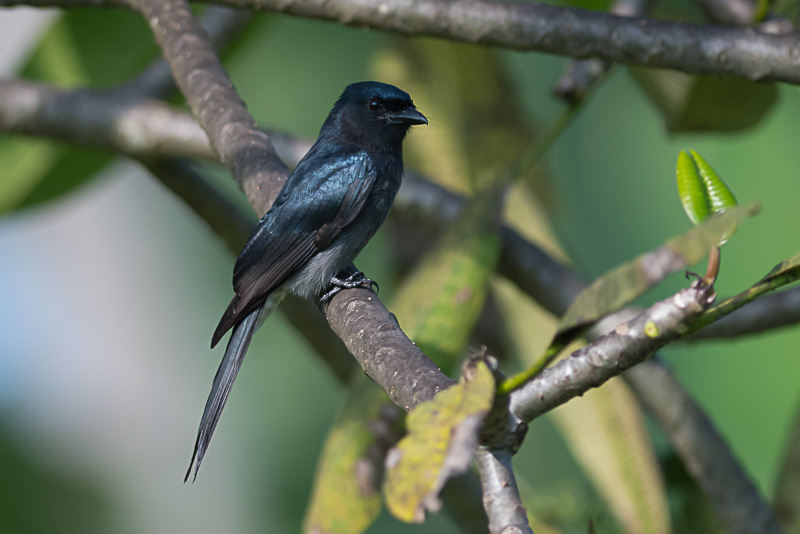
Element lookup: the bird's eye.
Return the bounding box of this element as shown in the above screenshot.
[368,98,382,112]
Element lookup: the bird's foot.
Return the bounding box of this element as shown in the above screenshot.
[319,271,379,304]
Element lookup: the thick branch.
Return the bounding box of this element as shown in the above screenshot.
[8,0,800,84]
[125,0,288,216]
[121,5,253,98]
[0,79,313,166]
[322,287,455,411]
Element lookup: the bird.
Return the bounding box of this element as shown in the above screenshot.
[185,81,427,481]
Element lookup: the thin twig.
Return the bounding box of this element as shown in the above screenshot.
[509,282,716,422]
[688,264,800,334]
[688,286,800,338]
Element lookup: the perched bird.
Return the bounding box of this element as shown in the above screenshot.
[186,81,427,481]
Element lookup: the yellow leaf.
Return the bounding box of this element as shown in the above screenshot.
[384,360,495,523]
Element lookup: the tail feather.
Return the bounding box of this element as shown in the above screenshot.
[211,295,241,349]
[185,306,262,482]
[187,289,286,482]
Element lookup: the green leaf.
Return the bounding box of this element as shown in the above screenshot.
[689,150,737,215]
[676,150,739,244]
[557,203,757,341]
[303,376,400,534]
[630,68,777,133]
[676,150,711,226]
[384,360,495,523]
[761,251,800,283]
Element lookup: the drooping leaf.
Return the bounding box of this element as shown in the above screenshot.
[556,203,757,341]
[389,186,504,372]
[384,360,495,523]
[774,403,800,534]
[491,179,671,533]
[303,376,402,534]
[630,68,777,133]
[551,379,671,534]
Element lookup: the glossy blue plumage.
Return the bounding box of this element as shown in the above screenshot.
[186,82,426,481]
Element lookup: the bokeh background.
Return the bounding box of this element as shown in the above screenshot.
[1,4,798,533]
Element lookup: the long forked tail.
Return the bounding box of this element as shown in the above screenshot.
[185,305,262,482]
[186,290,286,482]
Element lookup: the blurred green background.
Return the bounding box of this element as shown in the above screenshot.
[0,5,798,533]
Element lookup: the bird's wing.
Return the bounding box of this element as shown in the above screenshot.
[211,151,375,346]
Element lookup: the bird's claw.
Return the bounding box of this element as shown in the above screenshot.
[319,271,379,304]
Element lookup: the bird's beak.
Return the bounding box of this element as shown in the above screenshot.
[386,107,428,125]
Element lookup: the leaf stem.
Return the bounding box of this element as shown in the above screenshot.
[705,245,721,284]
[497,341,565,395]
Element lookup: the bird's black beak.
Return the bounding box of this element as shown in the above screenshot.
[386,107,428,126]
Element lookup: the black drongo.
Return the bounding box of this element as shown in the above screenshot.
[186,81,427,480]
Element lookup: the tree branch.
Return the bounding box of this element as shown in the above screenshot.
[321,286,455,411]
[475,448,533,534]
[143,159,253,247]
[125,0,288,216]
[553,0,651,103]
[8,0,800,84]
[688,285,800,339]
[0,79,216,160]
[120,5,253,98]
[509,282,716,421]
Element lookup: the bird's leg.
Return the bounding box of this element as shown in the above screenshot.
[319,270,379,304]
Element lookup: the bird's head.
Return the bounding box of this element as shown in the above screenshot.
[324,81,428,151]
